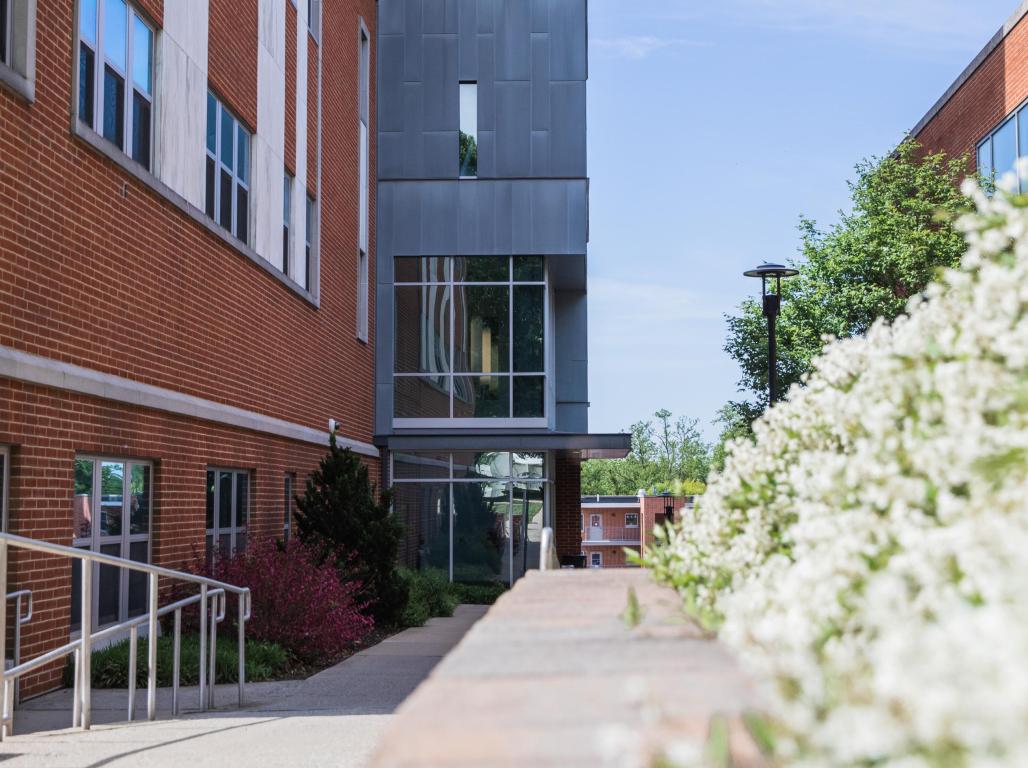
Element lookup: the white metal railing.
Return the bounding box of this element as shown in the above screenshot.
[583,525,641,543]
[4,590,32,706]
[0,532,251,740]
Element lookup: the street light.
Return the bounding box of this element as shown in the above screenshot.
[743,262,799,404]
[661,491,675,524]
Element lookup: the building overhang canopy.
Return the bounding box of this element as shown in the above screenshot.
[375,431,631,460]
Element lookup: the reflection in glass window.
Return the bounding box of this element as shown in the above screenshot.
[394,257,546,421]
[283,172,293,275]
[78,0,154,169]
[71,456,152,631]
[206,468,249,566]
[459,82,478,177]
[391,452,547,584]
[205,93,251,244]
[977,105,1028,194]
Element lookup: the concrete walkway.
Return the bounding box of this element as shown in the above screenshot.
[2,605,487,767]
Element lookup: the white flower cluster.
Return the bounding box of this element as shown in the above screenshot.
[647,175,1028,767]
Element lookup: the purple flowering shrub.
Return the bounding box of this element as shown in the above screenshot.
[188,538,374,663]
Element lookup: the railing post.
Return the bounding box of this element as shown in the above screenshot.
[12,593,20,707]
[0,539,7,740]
[80,558,92,730]
[172,608,181,716]
[127,625,137,721]
[198,584,207,712]
[72,648,81,728]
[1,680,9,740]
[237,592,246,708]
[147,573,158,721]
[208,595,218,710]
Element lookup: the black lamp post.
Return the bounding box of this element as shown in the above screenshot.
[743,263,799,404]
[661,491,674,524]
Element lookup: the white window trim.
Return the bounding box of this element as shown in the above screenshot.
[625,512,639,528]
[1,0,11,67]
[283,473,294,543]
[206,467,250,562]
[0,445,9,533]
[72,455,154,632]
[590,552,602,568]
[303,194,316,292]
[0,0,36,102]
[589,514,601,528]
[283,171,294,277]
[77,0,154,169]
[393,257,550,425]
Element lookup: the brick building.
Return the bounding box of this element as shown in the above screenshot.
[912,2,1028,187]
[580,494,691,569]
[0,0,377,695]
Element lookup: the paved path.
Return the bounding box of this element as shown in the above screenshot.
[2,605,487,767]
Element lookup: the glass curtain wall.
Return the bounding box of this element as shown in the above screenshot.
[394,256,547,422]
[392,451,546,584]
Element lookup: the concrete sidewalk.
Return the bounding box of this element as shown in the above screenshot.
[2,605,487,767]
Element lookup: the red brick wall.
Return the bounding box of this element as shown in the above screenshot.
[553,453,582,559]
[580,544,638,568]
[208,0,258,128]
[1,377,381,696]
[285,1,298,174]
[0,0,379,696]
[915,14,1028,169]
[640,496,685,559]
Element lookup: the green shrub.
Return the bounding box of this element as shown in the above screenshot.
[450,581,506,605]
[398,568,458,628]
[64,634,289,689]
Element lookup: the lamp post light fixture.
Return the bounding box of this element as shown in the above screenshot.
[743,262,799,404]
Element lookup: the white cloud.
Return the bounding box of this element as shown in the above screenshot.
[591,35,711,60]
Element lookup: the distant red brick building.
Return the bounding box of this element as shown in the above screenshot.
[912,3,1028,186]
[580,494,692,569]
[1,0,377,695]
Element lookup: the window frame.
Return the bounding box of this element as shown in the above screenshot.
[624,512,639,528]
[459,81,478,178]
[283,473,295,544]
[76,0,155,170]
[303,194,316,292]
[71,455,154,633]
[976,98,1028,195]
[393,256,549,428]
[589,552,602,569]
[0,0,10,68]
[205,91,252,246]
[206,467,250,564]
[0,445,9,533]
[283,171,294,277]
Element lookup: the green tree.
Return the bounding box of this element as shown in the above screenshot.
[295,435,407,626]
[581,410,711,495]
[725,141,972,406]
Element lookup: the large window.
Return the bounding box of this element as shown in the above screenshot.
[205,92,251,245]
[459,82,477,177]
[978,101,1028,194]
[391,451,546,585]
[71,457,152,631]
[78,0,154,170]
[205,469,249,566]
[394,256,547,424]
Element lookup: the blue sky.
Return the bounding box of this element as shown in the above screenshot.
[586,0,1018,439]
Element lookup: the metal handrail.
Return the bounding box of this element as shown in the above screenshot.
[0,532,251,740]
[4,590,32,706]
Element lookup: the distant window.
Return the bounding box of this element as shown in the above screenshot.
[0,445,8,533]
[0,0,9,67]
[625,512,639,528]
[77,0,154,169]
[303,194,315,291]
[205,92,251,244]
[589,552,602,568]
[459,82,478,177]
[283,172,293,276]
[977,103,1028,194]
[283,473,294,543]
[205,469,248,566]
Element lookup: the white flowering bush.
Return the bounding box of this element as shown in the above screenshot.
[647,175,1028,767]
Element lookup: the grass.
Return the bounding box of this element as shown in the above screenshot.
[64,634,290,689]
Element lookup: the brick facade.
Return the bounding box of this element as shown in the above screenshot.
[914,10,1028,168]
[0,0,377,696]
[553,453,582,560]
